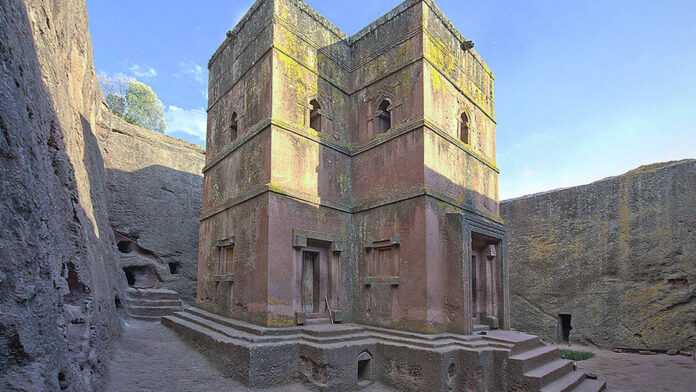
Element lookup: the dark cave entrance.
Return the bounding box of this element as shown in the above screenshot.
[357,351,373,385]
[122,265,157,288]
[559,314,572,343]
[117,240,133,253]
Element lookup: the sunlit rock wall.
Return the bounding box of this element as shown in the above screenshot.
[503,160,696,351]
[98,112,205,301]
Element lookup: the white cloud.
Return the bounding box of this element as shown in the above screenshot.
[98,71,133,85]
[177,62,207,84]
[165,105,207,140]
[97,71,135,96]
[128,64,158,78]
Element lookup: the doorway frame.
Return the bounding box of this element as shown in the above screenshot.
[292,229,346,323]
[446,212,509,334]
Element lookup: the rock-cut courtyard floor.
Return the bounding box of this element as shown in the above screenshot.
[104,319,696,392]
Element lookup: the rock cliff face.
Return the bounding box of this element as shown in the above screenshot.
[502,160,696,351]
[0,0,123,390]
[98,112,204,301]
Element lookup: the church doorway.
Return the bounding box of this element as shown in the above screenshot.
[302,250,321,313]
[471,233,501,329]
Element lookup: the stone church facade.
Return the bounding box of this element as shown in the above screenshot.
[164,1,605,390]
[199,0,505,334]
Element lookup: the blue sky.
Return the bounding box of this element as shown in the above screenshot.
[88,0,696,199]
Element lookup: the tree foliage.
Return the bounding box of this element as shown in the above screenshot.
[100,75,166,132]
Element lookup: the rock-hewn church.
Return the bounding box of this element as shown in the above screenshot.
[163,1,606,390]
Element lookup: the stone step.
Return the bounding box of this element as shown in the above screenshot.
[305,312,330,319]
[540,371,585,392]
[184,306,364,339]
[570,378,607,392]
[127,314,163,321]
[126,288,180,300]
[510,345,561,372]
[125,298,182,307]
[174,310,373,346]
[162,315,236,345]
[484,331,544,355]
[172,310,277,344]
[304,318,331,325]
[525,359,574,388]
[127,305,182,318]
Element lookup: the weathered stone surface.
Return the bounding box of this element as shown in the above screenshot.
[98,112,205,301]
[502,160,696,351]
[199,0,506,335]
[0,0,122,390]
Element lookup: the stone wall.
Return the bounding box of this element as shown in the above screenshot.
[502,160,696,351]
[0,0,123,390]
[98,112,205,301]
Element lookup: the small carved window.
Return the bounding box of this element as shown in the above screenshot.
[459,112,470,144]
[376,100,392,133]
[229,112,238,143]
[217,245,234,275]
[309,99,322,132]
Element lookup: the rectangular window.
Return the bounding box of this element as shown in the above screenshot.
[217,245,234,275]
[369,247,399,278]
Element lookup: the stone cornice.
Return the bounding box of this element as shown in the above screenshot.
[202,117,499,175]
[200,183,503,225]
[422,118,499,173]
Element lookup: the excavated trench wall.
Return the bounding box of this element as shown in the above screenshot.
[502,160,696,352]
[0,0,205,389]
[0,0,122,390]
[98,112,205,301]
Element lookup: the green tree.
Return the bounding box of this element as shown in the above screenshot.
[123,81,166,132]
[100,75,166,133]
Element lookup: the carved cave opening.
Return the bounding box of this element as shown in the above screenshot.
[168,262,180,275]
[357,351,373,385]
[64,262,89,304]
[123,265,158,288]
[58,370,68,390]
[117,240,133,253]
[447,362,456,391]
[559,314,572,343]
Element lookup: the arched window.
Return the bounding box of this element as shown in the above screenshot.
[309,99,322,132]
[459,112,470,144]
[376,100,392,133]
[229,112,238,143]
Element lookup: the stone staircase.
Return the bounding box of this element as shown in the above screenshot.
[484,331,606,391]
[162,307,605,391]
[303,312,332,325]
[125,288,183,320]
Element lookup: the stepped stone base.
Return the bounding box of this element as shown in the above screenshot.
[162,307,606,392]
[125,288,183,320]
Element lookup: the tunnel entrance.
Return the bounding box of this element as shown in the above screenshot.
[559,314,572,343]
[357,351,372,386]
[117,240,133,253]
[123,265,158,288]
